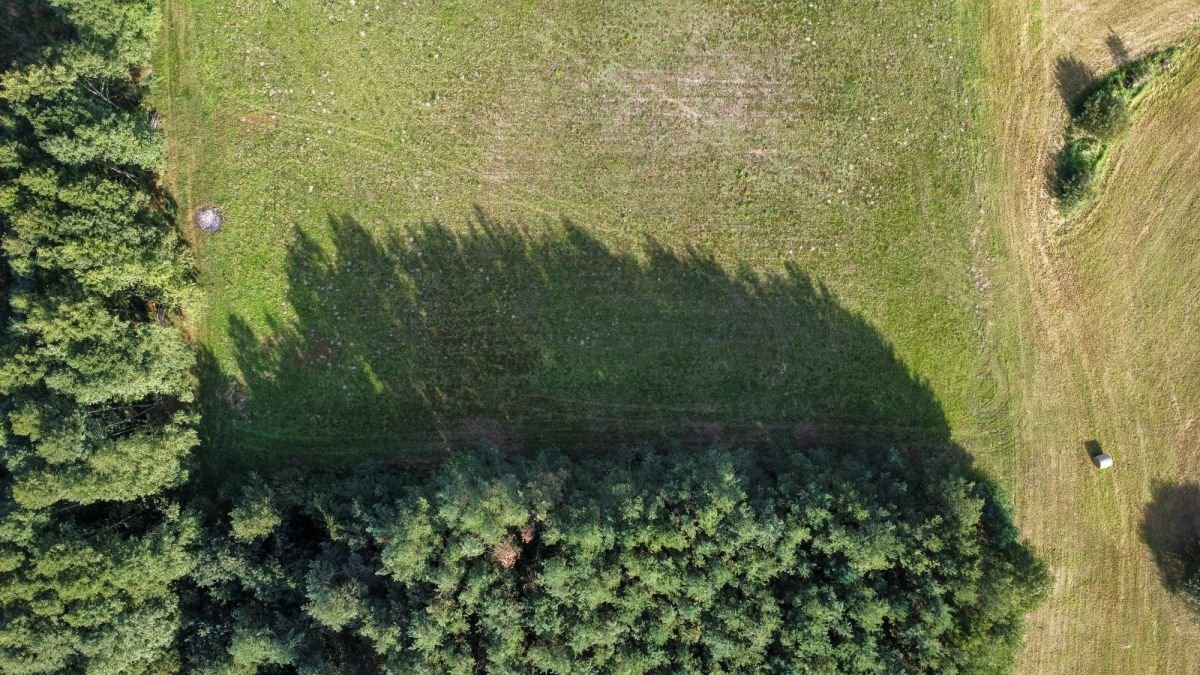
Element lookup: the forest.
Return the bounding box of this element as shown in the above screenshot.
[0,0,1063,672]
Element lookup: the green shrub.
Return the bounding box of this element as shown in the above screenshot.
[1122,59,1156,89]
[1056,136,1101,208]
[229,480,282,542]
[1183,570,1200,614]
[1055,48,1182,212]
[1078,87,1131,141]
[227,627,297,669]
[1177,543,1200,620]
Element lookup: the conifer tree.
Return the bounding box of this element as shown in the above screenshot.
[0,0,198,669]
[186,446,1048,674]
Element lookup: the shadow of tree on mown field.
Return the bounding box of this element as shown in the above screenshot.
[1056,54,1096,113]
[199,208,963,472]
[1106,29,1130,67]
[1142,482,1200,594]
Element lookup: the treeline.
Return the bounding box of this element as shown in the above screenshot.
[186,445,1047,673]
[0,0,198,671]
[1056,47,1184,212]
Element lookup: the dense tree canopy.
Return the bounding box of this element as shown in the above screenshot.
[0,501,197,673]
[0,0,194,504]
[0,0,197,670]
[186,446,1048,674]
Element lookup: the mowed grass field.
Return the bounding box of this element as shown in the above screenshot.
[156,0,1000,468]
[156,0,1200,670]
[981,1,1200,672]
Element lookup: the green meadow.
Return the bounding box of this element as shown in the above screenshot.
[156,0,996,467]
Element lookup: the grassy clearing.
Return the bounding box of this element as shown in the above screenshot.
[156,0,1000,469]
[980,1,1200,671]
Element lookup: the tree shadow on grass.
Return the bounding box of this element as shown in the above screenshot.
[1106,29,1130,67]
[1142,482,1200,594]
[198,208,961,473]
[1056,54,1096,113]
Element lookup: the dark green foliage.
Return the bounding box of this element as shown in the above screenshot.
[186,446,1049,674]
[0,0,198,669]
[0,0,196,506]
[1077,88,1130,141]
[1054,137,1101,207]
[1055,47,1183,213]
[1182,569,1200,619]
[228,476,282,543]
[0,498,198,673]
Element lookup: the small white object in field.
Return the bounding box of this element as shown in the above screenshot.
[1093,453,1114,470]
[194,206,224,234]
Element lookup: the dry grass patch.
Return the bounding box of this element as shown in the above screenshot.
[981,1,1200,672]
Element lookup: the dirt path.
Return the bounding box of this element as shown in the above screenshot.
[982,1,1200,671]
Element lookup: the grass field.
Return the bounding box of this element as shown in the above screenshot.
[980,1,1200,671]
[155,0,999,468]
[155,0,1200,670]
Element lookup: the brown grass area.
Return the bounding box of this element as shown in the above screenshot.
[238,111,279,134]
[1053,1,1200,69]
[492,538,520,569]
[982,1,1200,672]
[602,67,785,131]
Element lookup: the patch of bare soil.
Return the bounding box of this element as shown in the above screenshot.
[598,66,788,132]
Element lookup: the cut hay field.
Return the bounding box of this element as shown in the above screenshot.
[155,0,1000,468]
[981,1,1200,672]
